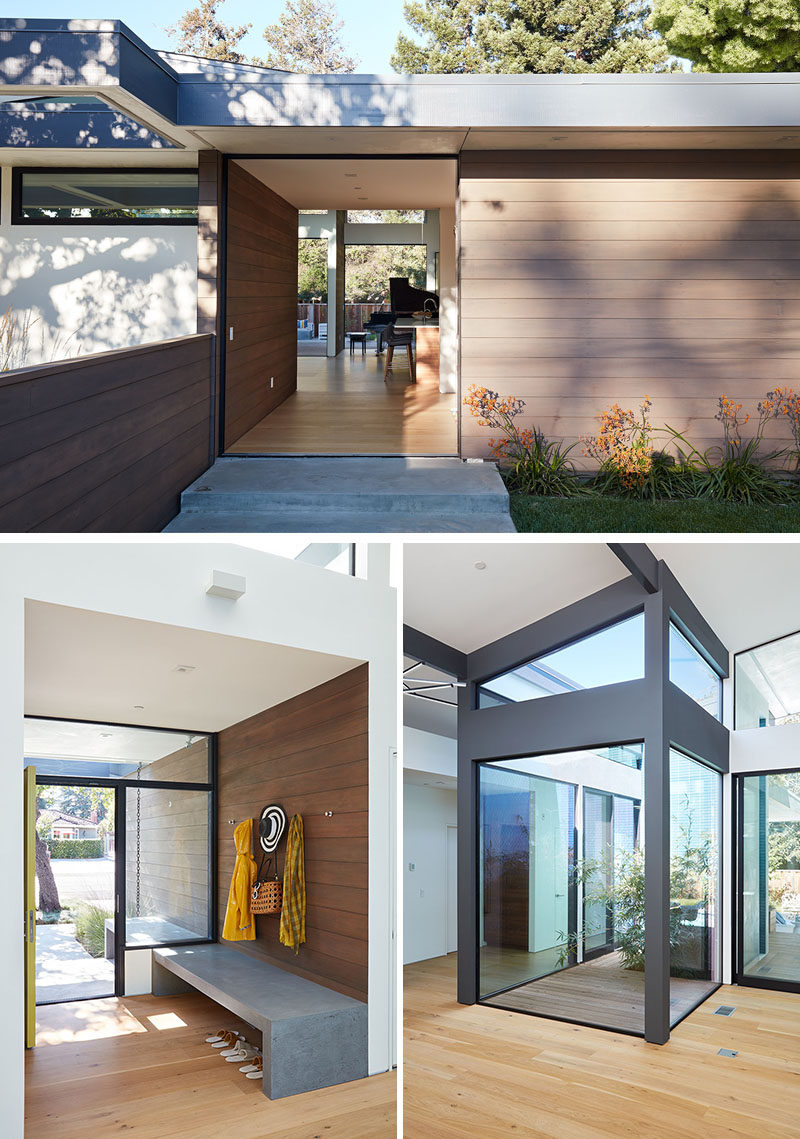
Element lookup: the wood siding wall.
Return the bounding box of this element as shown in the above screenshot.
[127,739,211,938]
[459,150,800,459]
[0,334,214,531]
[225,161,298,448]
[217,664,368,1002]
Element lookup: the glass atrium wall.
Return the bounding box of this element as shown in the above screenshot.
[669,750,722,1023]
[740,772,800,985]
[478,744,646,1034]
[735,630,800,728]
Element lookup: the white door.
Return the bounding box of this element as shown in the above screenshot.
[446,825,458,954]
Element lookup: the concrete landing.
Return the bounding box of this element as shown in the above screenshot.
[164,457,516,533]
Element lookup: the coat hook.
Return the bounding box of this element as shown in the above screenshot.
[324,810,333,817]
[228,819,236,824]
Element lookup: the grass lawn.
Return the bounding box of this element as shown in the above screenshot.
[510,494,800,533]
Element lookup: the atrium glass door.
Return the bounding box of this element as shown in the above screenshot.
[737,770,800,989]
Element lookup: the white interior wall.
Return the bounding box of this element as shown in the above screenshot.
[0,540,396,1135]
[0,166,197,368]
[404,783,457,965]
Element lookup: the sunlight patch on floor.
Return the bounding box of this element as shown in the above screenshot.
[35,998,148,1045]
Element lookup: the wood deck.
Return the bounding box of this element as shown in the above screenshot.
[227,351,457,455]
[482,949,715,1033]
[405,952,800,1139]
[27,991,395,1138]
[745,929,800,984]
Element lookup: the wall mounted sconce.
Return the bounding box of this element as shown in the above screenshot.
[206,570,246,600]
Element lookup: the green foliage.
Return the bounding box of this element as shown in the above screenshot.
[73,902,112,958]
[392,0,673,73]
[345,245,426,303]
[589,451,697,500]
[480,0,674,73]
[392,1,493,72]
[36,810,56,842]
[47,839,103,860]
[505,432,586,497]
[508,493,800,532]
[652,0,800,72]
[260,0,357,72]
[298,239,328,301]
[165,0,251,62]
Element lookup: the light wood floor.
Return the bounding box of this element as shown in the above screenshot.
[228,352,457,455]
[745,930,800,983]
[27,992,395,1139]
[405,953,800,1139]
[482,949,715,1032]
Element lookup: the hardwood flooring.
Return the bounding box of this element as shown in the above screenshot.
[745,930,800,984]
[27,992,395,1139]
[482,949,714,1033]
[227,352,457,455]
[404,953,800,1139]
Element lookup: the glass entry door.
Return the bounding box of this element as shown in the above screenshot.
[738,771,800,988]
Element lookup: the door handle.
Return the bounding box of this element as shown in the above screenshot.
[25,909,34,943]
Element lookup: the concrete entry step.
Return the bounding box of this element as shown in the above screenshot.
[164,456,516,533]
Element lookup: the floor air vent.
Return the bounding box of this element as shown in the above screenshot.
[718,1048,738,1057]
[714,1006,736,1016]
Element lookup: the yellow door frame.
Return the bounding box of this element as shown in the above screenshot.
[23,766,36,1048]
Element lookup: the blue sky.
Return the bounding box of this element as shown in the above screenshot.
[23,1,408,72]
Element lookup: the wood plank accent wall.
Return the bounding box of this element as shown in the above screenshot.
[459,150,800,460]
[217,664,368,1002]
[0,333,214,532]
[224,161,298,448]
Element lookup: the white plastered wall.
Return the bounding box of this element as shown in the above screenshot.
[0,539,396,1137]
[0,167,197,368]
[403,726,458,964]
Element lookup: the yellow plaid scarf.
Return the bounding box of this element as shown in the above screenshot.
[280,814,306,954]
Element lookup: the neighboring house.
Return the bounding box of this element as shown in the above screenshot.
[46,811,99,841]
[2,20,800,530]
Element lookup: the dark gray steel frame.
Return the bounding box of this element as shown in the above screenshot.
[453,550,729,1045]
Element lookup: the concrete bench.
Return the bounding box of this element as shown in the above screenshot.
[152,943,367,1099]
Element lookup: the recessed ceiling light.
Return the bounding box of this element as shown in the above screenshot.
[173,664,196,674]
[474,560,487,570]
[134,705,144,710]
[99,732,112,739]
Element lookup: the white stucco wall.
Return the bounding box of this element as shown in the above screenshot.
[0,540,397,1137]
[0,167,197,368]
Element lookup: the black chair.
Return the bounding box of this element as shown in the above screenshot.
[363,310,395,355]
[383,323,415,384]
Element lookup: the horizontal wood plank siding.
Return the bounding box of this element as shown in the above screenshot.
[0,334,214,531]
[224,162,298,448]
[217,664,368,1002]
[459,150,800,458]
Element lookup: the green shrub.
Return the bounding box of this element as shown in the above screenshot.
[47,838,103,859]
[505,431,586,497]
[73,902,112,958]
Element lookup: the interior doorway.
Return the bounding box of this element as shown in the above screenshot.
[222,157,459,457]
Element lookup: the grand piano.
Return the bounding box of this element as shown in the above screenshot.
[363,279,440,355]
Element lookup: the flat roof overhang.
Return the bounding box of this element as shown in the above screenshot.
[1,19,800,161]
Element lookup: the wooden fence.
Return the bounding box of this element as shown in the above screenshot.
[298,303,390,337]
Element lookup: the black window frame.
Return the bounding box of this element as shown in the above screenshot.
[27,714,217,1003]
[11,166,200,227]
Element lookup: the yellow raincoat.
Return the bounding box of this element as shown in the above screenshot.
[222,818,257,941]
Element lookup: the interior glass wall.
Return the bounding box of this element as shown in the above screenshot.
[669,623,722,719]
[740,772,800,985]
[478,744,646,1034]
[478,614,645,708]
[668,750,722,1023]
[125,787,212,945]
[735,630,800,729]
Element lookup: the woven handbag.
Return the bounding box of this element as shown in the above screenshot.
[251,856,282,916]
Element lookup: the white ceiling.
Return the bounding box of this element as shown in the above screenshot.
[404,541,800,660]
[403,542,627,654]
[236,157,457,209]
[25,601,361,733]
